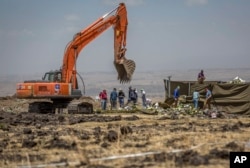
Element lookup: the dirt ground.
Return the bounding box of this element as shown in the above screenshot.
[0,97,250,168]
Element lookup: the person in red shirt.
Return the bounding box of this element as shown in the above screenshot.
[100,89,108,110]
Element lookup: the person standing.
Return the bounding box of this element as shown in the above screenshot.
[127,86,133,104]
[134,88,138,104]
[118,88,125,108]
[198,70,206,84]
[203,87,212,109]
[100,89,108,110]
[128,88,137,105]
[192,89,200,109]
[141,89,147,108]
[110,88,118,110]
[98,91,103,108]
[173,86,180,108]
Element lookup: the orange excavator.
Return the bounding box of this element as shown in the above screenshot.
[16,3,135,113]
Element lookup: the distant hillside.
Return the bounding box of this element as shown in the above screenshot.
[1,68,249,98]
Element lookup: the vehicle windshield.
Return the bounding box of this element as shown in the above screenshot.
[43,72,62,82]
[43,73,54,82]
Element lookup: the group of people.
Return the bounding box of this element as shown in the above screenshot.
[173,85,212,110]
[99,86,147,110]
[99,70,211,111]
[173,70,212,110]
[192,87,212,109]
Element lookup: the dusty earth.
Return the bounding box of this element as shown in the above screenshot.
[0,97,250,168]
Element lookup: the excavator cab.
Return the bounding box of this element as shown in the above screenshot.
[42,70,62,82]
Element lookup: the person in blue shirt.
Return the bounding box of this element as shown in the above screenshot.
[173,86,180,108]
[193,89,200,109]
[203,87,212,109]
[110,88,118,110]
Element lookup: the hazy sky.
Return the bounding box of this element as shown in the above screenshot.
[0,0,250,75]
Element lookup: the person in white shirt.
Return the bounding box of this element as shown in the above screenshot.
[141,89,146,108]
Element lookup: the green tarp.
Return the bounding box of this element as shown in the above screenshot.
[165,80,250,115]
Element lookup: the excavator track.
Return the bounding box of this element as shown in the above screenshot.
[28,99,93,114]
[28,101,54,113]
[115,59,136,83]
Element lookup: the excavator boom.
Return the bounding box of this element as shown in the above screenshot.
[62,3,135,87]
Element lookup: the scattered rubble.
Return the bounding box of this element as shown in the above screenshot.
[0,96,249,167]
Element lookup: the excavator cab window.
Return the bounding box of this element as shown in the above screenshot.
[42,72,53,82]
[43,71,62,82]
[54,73,62,82]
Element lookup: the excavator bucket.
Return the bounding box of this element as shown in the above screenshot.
[114,59,136,83]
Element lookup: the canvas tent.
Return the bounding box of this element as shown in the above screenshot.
[164,79,250,115]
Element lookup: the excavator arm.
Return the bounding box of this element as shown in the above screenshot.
[62,3,135,89]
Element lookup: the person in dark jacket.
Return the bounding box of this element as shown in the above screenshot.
[127,86,133,104]
[118,88,125,108]
[198,70,206,84]
[130,88,137,105]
